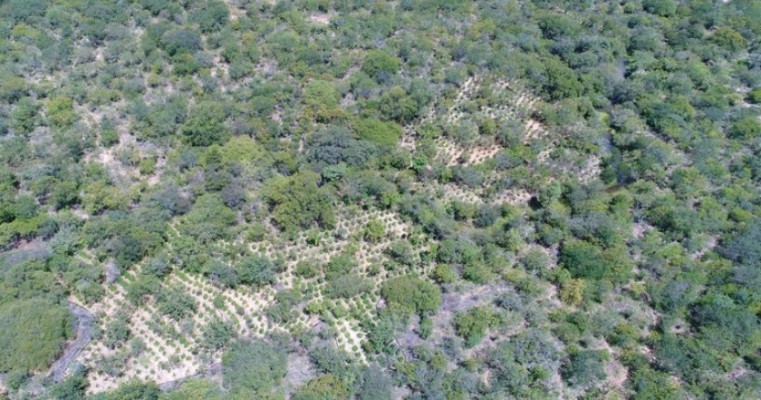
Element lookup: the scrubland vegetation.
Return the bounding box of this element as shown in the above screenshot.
[0,0,759,398]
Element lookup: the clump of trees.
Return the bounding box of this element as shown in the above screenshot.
[262,171,336,233]
[181,101,230,146]
[0,299,72,373]
[361,50,401,83]
[381,276,442,317]
[1,0,760,397]
[222,339,287,398]
[454,306,500,347]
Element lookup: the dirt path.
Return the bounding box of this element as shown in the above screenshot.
[49,301,93,382]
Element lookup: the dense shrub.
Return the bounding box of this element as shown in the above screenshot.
[454,306,499,347]
[181,101,230,146]
[0,299,72,373]
[381,276,441,316]
[222,339,287,397]
[239,255,278,287]
[353,118,402,147]
[161,29,202,56]
[558,240,632,284]
[262,171,336,232]
[191,0,229,33]
[293,374,350,400]
[361,50,401,82]
[561,349,608,388]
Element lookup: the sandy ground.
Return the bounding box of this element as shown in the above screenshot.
[76,204,430,393]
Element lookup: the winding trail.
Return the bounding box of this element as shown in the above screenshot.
[49,301,93,382]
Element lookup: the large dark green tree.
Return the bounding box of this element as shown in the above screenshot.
[222,339,287,398]
[0,299,72,373]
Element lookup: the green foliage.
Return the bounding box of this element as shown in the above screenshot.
[462,262,494,284]
[386,240,415,266]
[50,375,87,400]
[205,259,239,288]
[171,53,198,76]
[126,274,160,305]
[0,74,26,103]
[303,80,341,122]
[182,193,236,243]
[161,29,202,56]
[689,293,760,355]
[181,101,230,146]
[5,369,28,391]
[357,364,394,400]
[728,117,761,139]
[104,311,132,349]
[202,318,235,351]
[222,339,287,397]
[3,0,47,22]
[1,0,760,397]
[559,278,586,306]
[541,56,583,100]
[454,306,499,347]
[10,97,38,135]
[521,249,550,273]
[156,286,196,321]
[293,374,350,400]
[363,219,385,242]
[82,181,127,214]
[629,367,680,400]
[558,239,632,284]
[191,1,229,33]
[381,276,441,316]
[239,255,278,287]
[711,27,747,52]
[100,126,120,147]
[363,314,396,355]
[325,274,373,298]
[295,261,320,279]
[561,349,608,387]
[306,127,378,172]
[94,381,161,400]
[432,264,455,284]
[353,118,402,147]
[0,215,47,247]
[485,329,560,396]
[308,344,354,378]
[0,299,71,373]
[377,86,421,123]
[652,333,723,385]
[138,158,157,175]
[748,88,761,104]
[643,0,677,16]
[262,171,335,232]
[325,253,355,280]
[46,97,77,129]
[160,379,223,400]
[361,50,401,82]
[266,289,301,324]
[720,221,761,267]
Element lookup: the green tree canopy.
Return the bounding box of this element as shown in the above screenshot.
[361,50,401,82]
[181,101,230,146]
[0,298,72,373]
[352,118,402,147]
[222,339,287,397]
[381,275,442,316]
[262,171,336,232]
[292,374,350,400]
[183,193,236,238]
